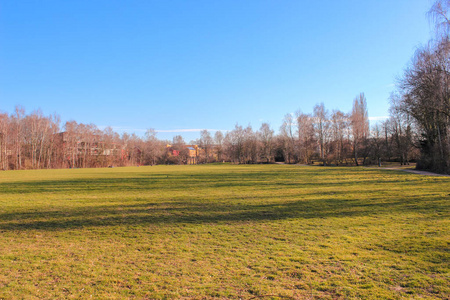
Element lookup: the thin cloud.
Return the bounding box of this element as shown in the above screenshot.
[156,129,224,133]
[98,125,146,133]
[99,126,227,134]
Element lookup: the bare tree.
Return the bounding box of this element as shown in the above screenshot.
[313,103,331,165]
[296,111,316,164]
[0,113,9,170]
[243,125,258,163]
[170,135,188,164]
[11,106,25,169]
[142,129,163,165]
[214,130,224,162]
[428,0,450,38]
[389,93,416,165]
[199,129,214,163]
[258,123,274,163]
[350,93,370,166]
[330,109,349,165]
[396,38,450,172]
[381,119,393,162]
[280,114,298,163]
[46,114,62,169]
[369,124,384,167]
[122,132,142,166]
[225,124,245,164]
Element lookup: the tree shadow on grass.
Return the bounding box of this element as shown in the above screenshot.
[0,168,429,195]
[1,194,447,231]
[0,168,447,231]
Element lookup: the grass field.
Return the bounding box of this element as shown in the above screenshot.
[0,164,449,299]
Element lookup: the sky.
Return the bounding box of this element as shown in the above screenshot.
[0,0,433,142]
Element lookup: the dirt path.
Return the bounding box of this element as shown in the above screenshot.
[380,167,450,177]
[287,163,449,177]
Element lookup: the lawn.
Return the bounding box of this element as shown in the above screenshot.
[0,164,448,299]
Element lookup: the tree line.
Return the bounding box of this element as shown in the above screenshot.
[0,93,419,170]
[1,0,448,173]
[390,0,450,173]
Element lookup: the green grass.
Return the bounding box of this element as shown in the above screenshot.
[0,165,448,299]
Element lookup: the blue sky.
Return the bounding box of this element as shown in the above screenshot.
[0,0,432,142]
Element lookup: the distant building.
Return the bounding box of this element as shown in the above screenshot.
[56,132,122,168]
[166,144,201,164]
